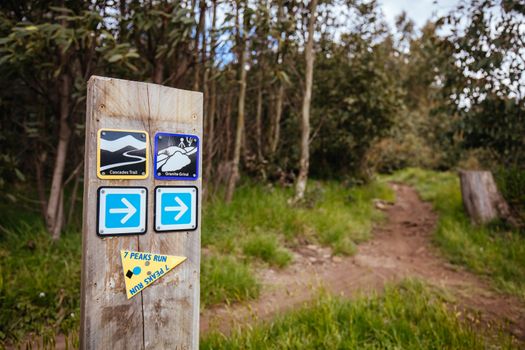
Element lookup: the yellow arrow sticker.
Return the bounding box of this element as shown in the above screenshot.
[121,250,186,299]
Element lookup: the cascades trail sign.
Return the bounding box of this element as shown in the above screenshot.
[97,129,149,179]
[81,76,202,349]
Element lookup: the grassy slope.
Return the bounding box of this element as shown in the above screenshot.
[0,179,393,343]
[384,168,525,299]
[202,280,516,349]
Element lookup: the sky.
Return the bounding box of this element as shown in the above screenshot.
[380,0,460,30]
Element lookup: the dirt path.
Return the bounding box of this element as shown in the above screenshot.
[201,184,525,340]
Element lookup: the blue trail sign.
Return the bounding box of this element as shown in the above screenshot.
[155,186,198,232]
[97,187,147,236]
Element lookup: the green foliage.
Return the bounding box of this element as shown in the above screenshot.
[202,280,515,349]
[458,96,525,166]
[495,166,525,217]
[386,168,525,299]
[309,31,402,178]
[442,1,525,167]
[201,255,260,308]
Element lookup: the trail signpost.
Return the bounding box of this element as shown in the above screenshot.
[81,76,202,349]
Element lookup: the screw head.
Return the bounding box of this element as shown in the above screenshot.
[192,174,196,177]
[156,226,160,230]
[102,131,106,136]
[101,172,106,175]
[100,230,104,234]
[141,133,146,138]
[158,135,163,140]
[141,189,145,194]
[157,172,161,176]
[141,172,145,175]
[101,190,105,194]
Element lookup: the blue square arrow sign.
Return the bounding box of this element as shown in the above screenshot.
[97,187,147,236]
[155,186,198,232]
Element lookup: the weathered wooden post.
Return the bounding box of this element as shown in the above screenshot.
[80,76,202,349]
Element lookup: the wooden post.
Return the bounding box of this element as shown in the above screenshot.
[80,76,202,349]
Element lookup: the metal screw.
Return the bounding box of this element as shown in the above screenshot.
[101,172,106,175]
[158,135,163,140]
[192,189,195,193]
[101,190,105,194]
[141,172,145,175]
[100,230,104,234]
[157,226,160,230]
[157,189,161,193]
[192,174,196,177]
[192,225,195,228]
[157,172,161,176]
[141,133,146,138]
[141,189,145,194]
[145,261,150,266]
[102,131,106,136]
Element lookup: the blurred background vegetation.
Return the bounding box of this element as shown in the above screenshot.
[0,0,524,347]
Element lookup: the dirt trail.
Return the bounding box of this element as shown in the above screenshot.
[201,184,525,340]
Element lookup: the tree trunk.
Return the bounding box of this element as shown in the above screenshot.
[153,56,164,84]
[270,84,284,156]
[294,0,317,202]
[45,72,71,239]
[204,0,217,192]
[269,0,285,158]
[225,0,248,203]
[193,0,206,91]
[459,170,518,226]
[255,77,264,161]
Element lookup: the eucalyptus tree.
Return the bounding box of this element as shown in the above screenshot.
[0,1,137,238]
[442,0,525,166]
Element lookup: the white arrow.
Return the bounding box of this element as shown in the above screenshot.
[109,198,137,224]
[164,196,188,221]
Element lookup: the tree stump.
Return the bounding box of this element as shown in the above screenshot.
[458,170,515,225]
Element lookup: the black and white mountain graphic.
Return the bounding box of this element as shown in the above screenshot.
[155,133,199,180]
[99,130,147,177]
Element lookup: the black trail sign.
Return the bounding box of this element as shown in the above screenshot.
[97,129,149,179]
[154,132,199,181]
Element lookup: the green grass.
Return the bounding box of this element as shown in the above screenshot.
[0,221,81,344]
[242,233,292,268]
[384,168,525,299]
[202,279,516,349]
[201,255,260,308]
[203,180,394,256]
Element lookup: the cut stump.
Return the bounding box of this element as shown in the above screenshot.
[458,170,515,226]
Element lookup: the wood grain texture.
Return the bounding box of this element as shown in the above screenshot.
[459,170,511,225]
[81,76,202,349]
